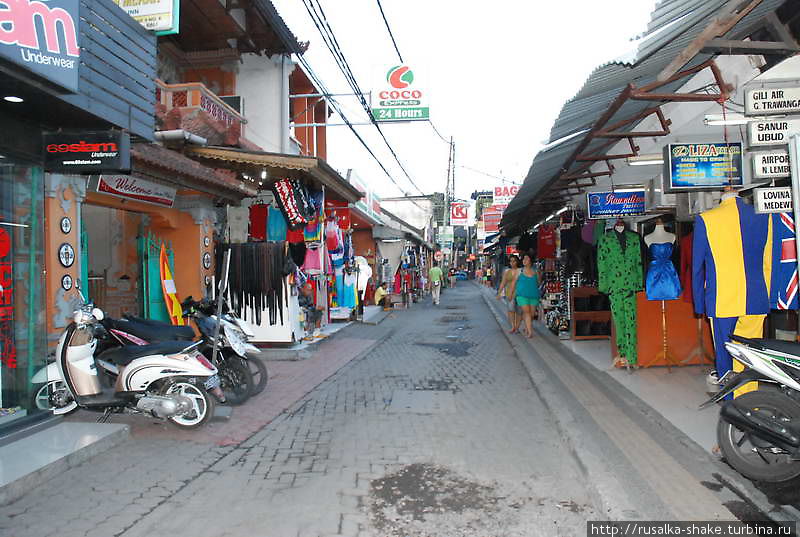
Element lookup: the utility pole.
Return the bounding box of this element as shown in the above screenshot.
[445,136,453,225]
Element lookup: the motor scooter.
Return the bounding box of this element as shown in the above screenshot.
[700,334,800,482]
[46,301,217,428]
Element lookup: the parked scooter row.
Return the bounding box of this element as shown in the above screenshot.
[33,294,267,428]
[43,300,218,428]
[701,335,800,482]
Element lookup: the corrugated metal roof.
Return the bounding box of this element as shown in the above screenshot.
[502,0,786,233]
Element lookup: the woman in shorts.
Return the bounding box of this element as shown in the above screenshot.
[515,253,541,338]
[496,255,521,333]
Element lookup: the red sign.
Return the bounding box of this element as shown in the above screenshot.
[0,228,15,369]
[505,246,518,255]
[450,202,469,226]
[97,175,176,207]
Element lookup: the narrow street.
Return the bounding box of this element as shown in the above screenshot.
[2,283,597,537]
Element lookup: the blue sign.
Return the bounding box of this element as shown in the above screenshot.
[664,142,743,192]
[587,189,646,220]
[0,0,81,92]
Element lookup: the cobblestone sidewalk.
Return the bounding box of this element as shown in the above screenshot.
[1,284,595,537]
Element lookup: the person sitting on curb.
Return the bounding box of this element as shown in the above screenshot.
[298,282,324,340]
[374,282,389,310]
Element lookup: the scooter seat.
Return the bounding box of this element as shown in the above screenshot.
[97,341,194,366]
[116,316,195,341]
[731,335,800,356]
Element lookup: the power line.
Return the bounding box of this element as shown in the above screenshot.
[458,165,521,185]
[375,0,403,62]
[303,0,426,195]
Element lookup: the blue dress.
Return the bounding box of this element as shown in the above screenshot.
[645,242,682,301]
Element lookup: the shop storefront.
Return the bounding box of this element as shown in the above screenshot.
[0,0,157,433]
[183,147,362,343]
[498,0,798,452]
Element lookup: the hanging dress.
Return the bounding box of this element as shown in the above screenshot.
[645,242,682,301]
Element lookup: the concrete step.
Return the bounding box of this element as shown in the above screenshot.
[0,421,129,505]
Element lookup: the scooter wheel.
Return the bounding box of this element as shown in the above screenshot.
[217,356,253,405]
[32,381,78,415]
[717,390,800,482]
[242,356,268,397]
[163,380,215,429]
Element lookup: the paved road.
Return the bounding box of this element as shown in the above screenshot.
[1,283,595,537]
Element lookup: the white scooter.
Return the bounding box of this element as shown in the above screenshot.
[700,335,800,482]
[45,301,218,428]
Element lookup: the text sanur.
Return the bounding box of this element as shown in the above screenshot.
[756,122,789,143]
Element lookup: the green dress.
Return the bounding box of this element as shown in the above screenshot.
[597,230,643,365]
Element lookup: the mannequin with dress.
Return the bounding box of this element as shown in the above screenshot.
[644,218,682,368]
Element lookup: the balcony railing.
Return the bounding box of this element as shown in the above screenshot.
[156,80,247,141]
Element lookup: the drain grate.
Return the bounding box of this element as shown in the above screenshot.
[445,305,465,310]
[439,314,467,323]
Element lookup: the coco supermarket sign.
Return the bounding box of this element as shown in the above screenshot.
[371,65,429,122]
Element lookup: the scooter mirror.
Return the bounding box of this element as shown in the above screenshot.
[91,308,104,321]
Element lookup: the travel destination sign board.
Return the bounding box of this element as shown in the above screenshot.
[752,150,790,179]
[748,118,800,147]
[745,87,800,116]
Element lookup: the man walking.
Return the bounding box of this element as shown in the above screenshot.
[429,262,443,305]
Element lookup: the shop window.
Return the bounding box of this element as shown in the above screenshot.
[0,161,46,431]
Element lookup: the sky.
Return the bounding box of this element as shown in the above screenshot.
[271,0,658,201]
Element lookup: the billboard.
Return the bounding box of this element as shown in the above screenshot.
[663,142,743,192]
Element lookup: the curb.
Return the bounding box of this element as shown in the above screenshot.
[481,289,800,522]
[0,422,129,505]
[480,291,640,520]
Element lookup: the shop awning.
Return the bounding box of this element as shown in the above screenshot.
[501,0,788,235]
[185,146,363,203]
[132,143,257,200]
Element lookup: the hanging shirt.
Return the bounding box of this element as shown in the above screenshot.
[304,213,323,242]
[249,204,268,241]
[692,196,772,317]
[302,246,322,273]
[771,212,798,310]
[341,273,358,308]
[267,206,288,241]
[537,225,557,259]
[286,227,305,243]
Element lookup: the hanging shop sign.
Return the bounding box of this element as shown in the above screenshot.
[434,251,443,262]
[493,185,519,206]
[745,87,800,116]
[754,187,793,214]
[752,150,791,179]
[371,65,429,122]
[748,118,800,148]
[0,0,80,92]
[92,175,177,207]
[437,226,454,246]
[482,206,503,233]
[450,202,469,227]
[44,131,131,173]
[663,142,743,191]
[586,189,646,219]
[111,0,180,35]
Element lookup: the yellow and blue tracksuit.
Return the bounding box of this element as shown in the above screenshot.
[692,196,772,387]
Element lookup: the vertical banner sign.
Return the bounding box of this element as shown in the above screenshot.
[450,202,469,226]
[371,65,429,122]
[483,206,503,233]
[789,135,800,295]
[0,228,15,370]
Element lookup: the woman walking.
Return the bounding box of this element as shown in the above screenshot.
[515,253,541,339]
[496,255,521,334]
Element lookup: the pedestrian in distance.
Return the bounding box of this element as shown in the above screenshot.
[497,254,521,334]
[429,261,443,306]
[516,253,541,339]
[449,267,457,289]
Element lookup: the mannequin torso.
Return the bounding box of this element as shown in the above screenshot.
[644,224,676,246]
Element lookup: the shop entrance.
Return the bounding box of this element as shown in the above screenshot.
[81,204,144,319]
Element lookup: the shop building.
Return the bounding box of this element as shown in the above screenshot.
[500,0,800,451]
[0,0,162,434]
